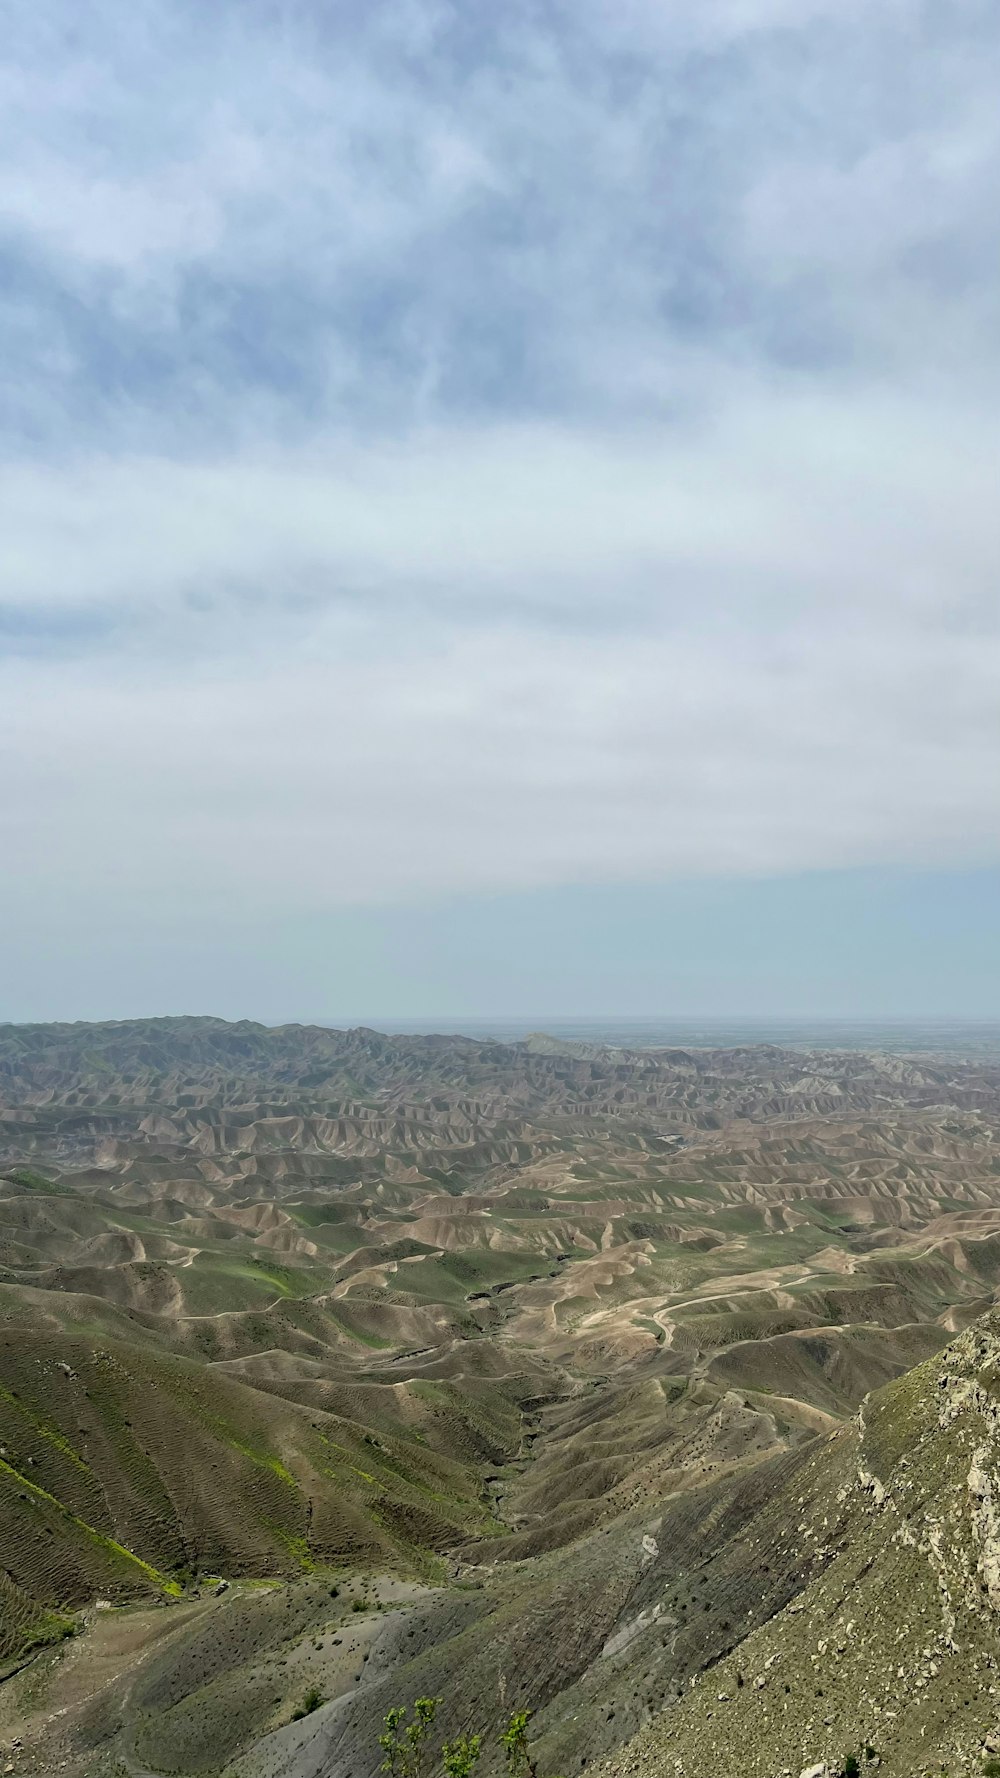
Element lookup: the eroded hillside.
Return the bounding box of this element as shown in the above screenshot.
[1,1019,1000,1777]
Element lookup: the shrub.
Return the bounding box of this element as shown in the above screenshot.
[835,1753,881,1778]
[380,1700,562,1778]
[380,1697,442,1778]
[291,1687,324,1720]
[442,1734,481,1778]
[502,1709,537,1778]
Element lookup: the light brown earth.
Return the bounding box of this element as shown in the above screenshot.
[1,1018,1000,1775]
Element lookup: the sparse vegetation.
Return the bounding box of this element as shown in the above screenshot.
[502,1708,548,1778]
[381,1703,562,1778]
[290,1685,324,1720]
[442,1733,482,1778]
[5,1018,1000,1777]
[380,1697,442,1777]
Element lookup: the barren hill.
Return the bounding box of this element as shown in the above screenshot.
[1,1018,1000,1776]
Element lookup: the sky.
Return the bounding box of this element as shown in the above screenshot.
[2,0,999,1024]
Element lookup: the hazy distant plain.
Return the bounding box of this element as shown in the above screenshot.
[359,1018,1000,1056]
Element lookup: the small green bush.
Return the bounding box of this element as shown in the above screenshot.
[502,1709,536,1778]
[380,1700,562,1778]
[291,1687,324,1720]
[834,1752,881,1778]
[442,1734,481,1778]
[380,1697,441,1778]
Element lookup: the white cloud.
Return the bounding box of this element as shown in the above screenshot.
[4,0,999,435]
[2,384,999,915]
[0,0,999,963]
[2,385,996,620]
[3,582,999,917]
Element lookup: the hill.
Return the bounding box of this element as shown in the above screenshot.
[7,1315,1000,1778]
[0,1018,1000,1775]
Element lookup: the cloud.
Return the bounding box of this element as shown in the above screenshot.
[4,0,998,440]
[3,382,997,623]
[4,575,999,920]
[1,0,999,959]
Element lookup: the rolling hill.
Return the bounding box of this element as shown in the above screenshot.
[1,1018,1000,1776]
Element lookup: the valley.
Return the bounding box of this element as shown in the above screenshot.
[2,1019,1000,1776]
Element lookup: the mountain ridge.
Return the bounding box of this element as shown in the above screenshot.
[2,1018,1000,1775]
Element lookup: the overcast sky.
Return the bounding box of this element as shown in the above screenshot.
[2,0,999,1023]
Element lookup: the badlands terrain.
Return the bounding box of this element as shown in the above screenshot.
[2,1018,1000,1776]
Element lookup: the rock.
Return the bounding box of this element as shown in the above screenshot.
[799,1766,830,1778]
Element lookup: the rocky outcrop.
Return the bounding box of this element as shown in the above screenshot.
[604,1315,1000,1778]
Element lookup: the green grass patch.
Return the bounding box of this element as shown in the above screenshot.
[2,1168,77,1197]
[0,1455,181,1595]
[265,1522,313,1570]
[0,1383,91,1472]
[321,1310,394,1349]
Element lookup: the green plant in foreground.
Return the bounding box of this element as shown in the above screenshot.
[501,1709,537,1778]
[380,1697,442,1778]
[442,1733,481,1778]
[380,1707,408,1778]
[381,1700,562,1778]
[834,1750,878,1778]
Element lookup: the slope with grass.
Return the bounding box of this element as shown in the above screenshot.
[1,1020,1000,1775]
